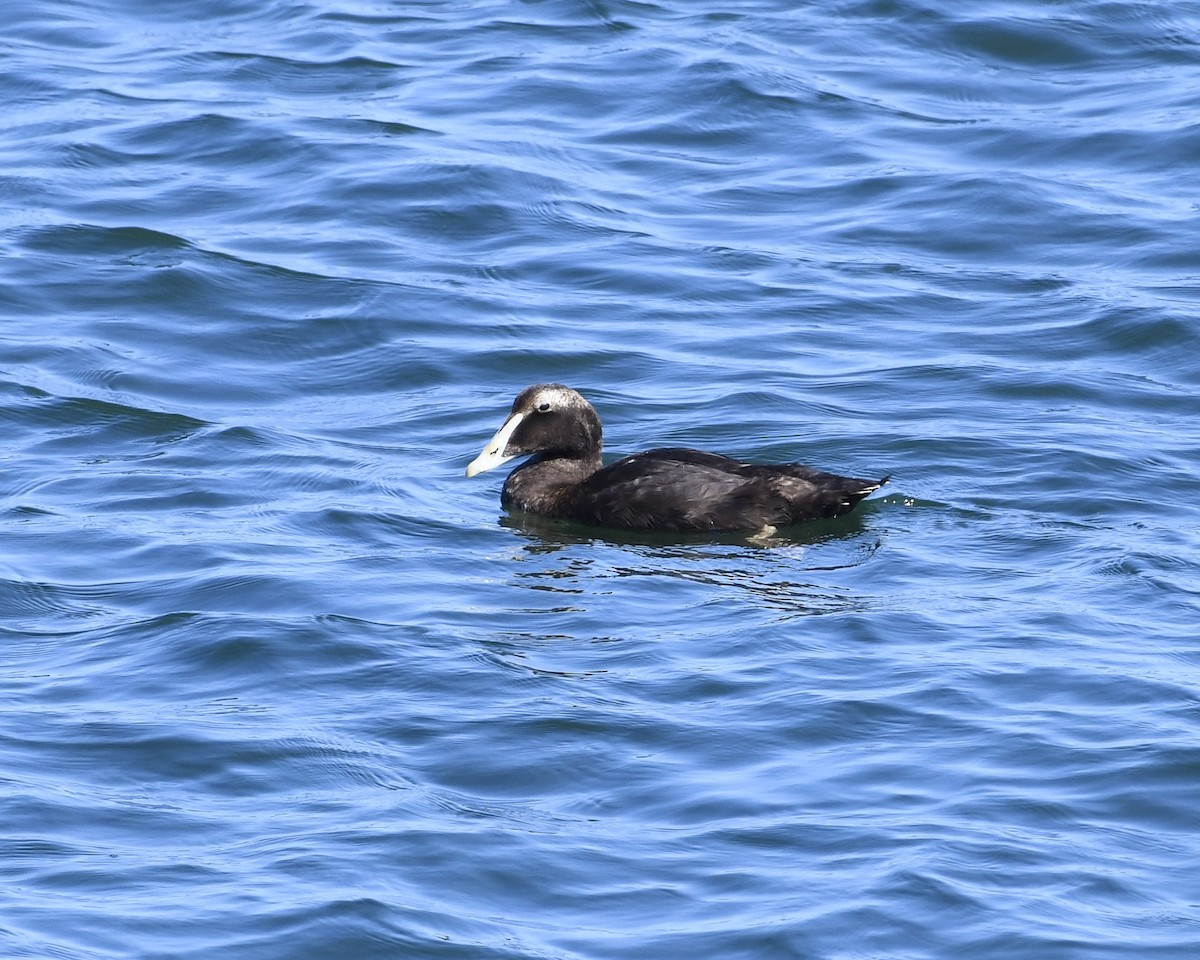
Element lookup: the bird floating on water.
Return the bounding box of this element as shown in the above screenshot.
[466,383,889,534]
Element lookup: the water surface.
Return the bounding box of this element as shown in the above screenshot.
[2,2,1199,958]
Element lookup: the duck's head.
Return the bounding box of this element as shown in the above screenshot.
[466,383,603,477]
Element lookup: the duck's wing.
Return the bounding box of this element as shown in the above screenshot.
[569,449,759,531]
[569,449,888,532]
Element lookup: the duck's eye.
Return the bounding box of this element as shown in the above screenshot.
[536,402,552,413]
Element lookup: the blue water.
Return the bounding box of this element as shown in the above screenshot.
[3,1,1200,957]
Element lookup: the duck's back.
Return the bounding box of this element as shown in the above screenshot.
[566,448,884,532]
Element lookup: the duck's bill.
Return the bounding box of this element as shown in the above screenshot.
[465,413,524,477]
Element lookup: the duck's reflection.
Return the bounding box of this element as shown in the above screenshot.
[500,508,879,554]
[491,507,886,621]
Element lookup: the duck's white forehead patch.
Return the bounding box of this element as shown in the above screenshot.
[528,384,586,410]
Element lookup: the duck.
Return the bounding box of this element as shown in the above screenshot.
[466,384,889,533]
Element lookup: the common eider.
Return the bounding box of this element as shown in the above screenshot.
[466,383,889,533]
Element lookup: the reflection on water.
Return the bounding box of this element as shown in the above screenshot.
[494,507,887,628]
[499,506,884,553]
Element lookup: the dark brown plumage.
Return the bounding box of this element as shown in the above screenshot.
[466,384,888,533]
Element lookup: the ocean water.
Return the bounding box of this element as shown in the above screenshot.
[3,1,1199,957]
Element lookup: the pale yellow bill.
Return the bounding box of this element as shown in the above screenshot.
[465,412,524,477]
